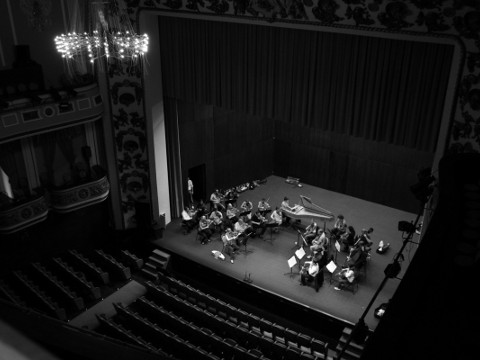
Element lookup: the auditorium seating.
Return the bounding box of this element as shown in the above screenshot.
[67,250,110,285]
[94,250,131,281]
[149,271,330,358]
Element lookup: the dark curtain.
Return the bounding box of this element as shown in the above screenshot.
[158,16,453,211]
[159,17,452,152]
[164,98,184,217]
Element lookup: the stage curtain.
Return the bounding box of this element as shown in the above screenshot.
[158,16,452,153]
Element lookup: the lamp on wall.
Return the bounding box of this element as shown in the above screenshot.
[54,0,148,67]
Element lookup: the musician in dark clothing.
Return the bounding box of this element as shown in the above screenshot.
[250,210,268,238]
[340,225,356,253]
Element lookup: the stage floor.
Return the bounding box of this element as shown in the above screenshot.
[152,176,420,330]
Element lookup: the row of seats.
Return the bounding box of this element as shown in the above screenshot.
[31,262,85,311]
[144,281,324,360]
[119,250,144,271]
[132,297,272,360]
[12,270,67,321]
[0,279,25,307]
[94,250,131,281]
[96,313,164,355]
[68,250,110,285]
[52,257,101,301]
[156,272,329,358]
[98,310,222,360]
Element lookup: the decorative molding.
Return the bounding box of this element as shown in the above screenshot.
[0,195,48,234]
[0,83,103,144]
[50,176,110,213]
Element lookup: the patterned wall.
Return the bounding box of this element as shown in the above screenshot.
[113,0,480,227]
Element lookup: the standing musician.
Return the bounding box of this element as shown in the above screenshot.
[250,209,268,239]
[198,215,214,245]
[222,228,240,263]
[257,198,271,216]
[240,199,254,219]
[210,189,225,210]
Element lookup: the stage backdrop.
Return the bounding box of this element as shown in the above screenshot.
[158,16,453,213]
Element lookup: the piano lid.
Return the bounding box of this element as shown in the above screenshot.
[300,195,334,219]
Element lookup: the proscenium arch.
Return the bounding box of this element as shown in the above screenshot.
[139,8,464,228]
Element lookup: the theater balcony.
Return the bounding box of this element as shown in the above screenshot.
[0,82,103,143]
[0,195,49,234]
[50,175,110,214]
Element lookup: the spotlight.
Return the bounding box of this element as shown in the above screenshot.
[398,221,416,233]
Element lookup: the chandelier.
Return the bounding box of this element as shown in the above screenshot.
[54,0,149,66]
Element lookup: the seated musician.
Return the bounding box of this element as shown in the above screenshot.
[250,209,268,238]
[181,206,196,234]
[198,215,213,244]
[357,228,374,250]
[310,230,329,255]
[224,188,239,207]
[334,266,356,290]
[209,205,224,232]
[270,207,283,232]
[300,258,323,292]
[257,198,271,216]
[303,220,319,245]
[281,196,296,225]
[210,189,225,210]
[226,203,240,227]
[330,214,347,238]
[222,228,240,264]
[195,199,208,218]
[234,216,254,243]
[340,225,356,253]
[240,200,253,218]
[344,240,369,270]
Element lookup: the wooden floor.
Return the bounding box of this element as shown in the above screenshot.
[153,176,420,330]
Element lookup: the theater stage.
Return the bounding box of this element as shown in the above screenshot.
[152,176,420,332]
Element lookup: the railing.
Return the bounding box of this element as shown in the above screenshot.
[0,195,48,234]
[50,176,110,213]
[0,175,110,233]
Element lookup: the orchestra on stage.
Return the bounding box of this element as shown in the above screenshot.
[181,187,373,291]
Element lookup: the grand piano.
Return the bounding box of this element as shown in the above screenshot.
[280,195,334,224]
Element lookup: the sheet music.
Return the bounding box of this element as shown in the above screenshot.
[288,256,297,268]
[295,247,306,260]
[335,240,341,252]
[326,260,337,273]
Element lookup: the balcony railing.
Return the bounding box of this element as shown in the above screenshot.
[0,195,49,234]
[50,176,110,213]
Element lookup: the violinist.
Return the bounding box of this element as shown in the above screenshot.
[222,227,240,263]
[251,210,268,238]
[198,215,213,244]
[240,200,253,219]
[270,207,283,232]
[209,205,224,233]
[210,189,225,210]
[257,198,271,216]
[234,216,254,245]
[226,203,240,226]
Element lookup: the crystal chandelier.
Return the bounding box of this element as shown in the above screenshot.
[54,0,148,66]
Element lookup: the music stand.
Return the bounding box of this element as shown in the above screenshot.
[284,256,299,277]
[295,247,306,266]
[238,232,254,255]
[326,260,337,284]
